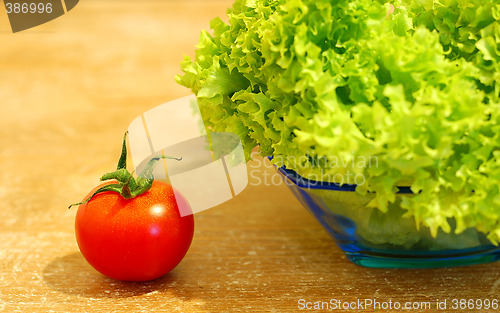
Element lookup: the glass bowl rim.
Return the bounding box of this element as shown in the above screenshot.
[269,156,413,194]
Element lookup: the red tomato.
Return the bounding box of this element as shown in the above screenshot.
[75,180,194,281]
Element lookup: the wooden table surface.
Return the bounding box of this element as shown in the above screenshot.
[1,1,500,312]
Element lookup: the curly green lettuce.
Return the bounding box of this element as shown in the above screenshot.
[176,0,500,245]
[399,0,500,96]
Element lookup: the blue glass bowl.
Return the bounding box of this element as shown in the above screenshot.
[275,165,500,268]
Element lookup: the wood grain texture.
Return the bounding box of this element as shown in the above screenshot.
[1,1,500,312]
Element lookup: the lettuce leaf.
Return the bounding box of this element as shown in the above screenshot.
[177,0,500,245]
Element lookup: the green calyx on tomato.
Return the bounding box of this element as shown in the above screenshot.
[69,132,181,208]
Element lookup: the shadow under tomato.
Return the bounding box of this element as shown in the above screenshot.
[42,252,179,299]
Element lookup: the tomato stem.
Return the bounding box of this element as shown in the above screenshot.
[117,132,128,170]
[69,132,182,209]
